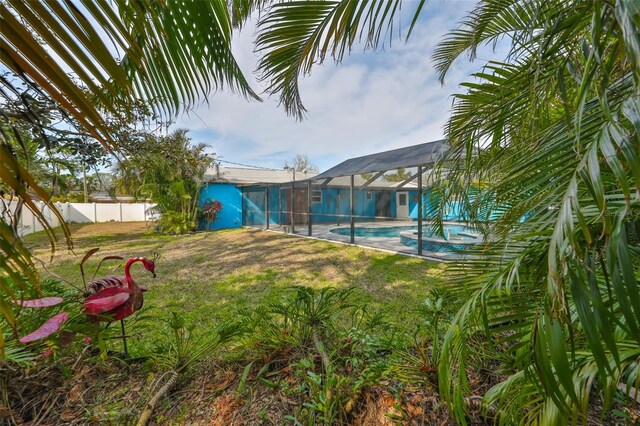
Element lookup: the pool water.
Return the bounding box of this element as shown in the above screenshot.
[330,224,477,240]
[330,225,415,237]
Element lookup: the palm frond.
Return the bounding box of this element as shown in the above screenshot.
[0,0,257,353]
[432,0,640,422]
[254,0,425,119]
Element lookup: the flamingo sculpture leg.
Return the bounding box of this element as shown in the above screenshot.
[84,257,156,356]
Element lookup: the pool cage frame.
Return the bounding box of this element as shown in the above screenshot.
[240,165,427,256]
[206,140,464,260]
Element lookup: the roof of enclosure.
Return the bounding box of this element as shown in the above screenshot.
[205,166,318,185]
[316,175,417,189]
[309,140,449,181]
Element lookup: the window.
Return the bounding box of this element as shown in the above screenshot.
[398,193,407,206]
[366,192,373,200]
[312,190,322,203]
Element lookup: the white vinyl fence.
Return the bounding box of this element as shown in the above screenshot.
[3,201,157,237]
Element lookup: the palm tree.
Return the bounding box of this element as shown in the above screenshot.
[1,0,423,351]
[427,1,640,423]
[1,0,257,351]
[3,2,639,423]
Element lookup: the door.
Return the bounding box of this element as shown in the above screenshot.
[293,188,309,225]
[396,192,409,218]
[375,191,391,217]
[282,188,309,225]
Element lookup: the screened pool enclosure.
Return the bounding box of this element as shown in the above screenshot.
[202,140,478,260]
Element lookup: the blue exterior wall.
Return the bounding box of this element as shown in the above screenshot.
[267,187,282,226]
[407,187,511,222]
[201,183,476,231]
[357,190,377,218]
[409,189,465,221]
[390,193,397,217]
[408,191,418,217]
[242,188,266,227]
[309,189,428,222]
[310,188,341,223]
[199,184,242,230]
[310,189,379,223]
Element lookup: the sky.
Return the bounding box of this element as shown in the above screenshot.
[171,1,491,172]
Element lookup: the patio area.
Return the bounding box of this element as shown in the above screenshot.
[262,220,476,261]
[203,141,483,261]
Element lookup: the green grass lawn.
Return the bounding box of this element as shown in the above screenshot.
[14,224,503,425]
[25,222,448,355]
[14,224,633,425]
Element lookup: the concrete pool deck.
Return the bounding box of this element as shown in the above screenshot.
[257,221,474,262]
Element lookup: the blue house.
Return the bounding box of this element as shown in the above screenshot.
[199,168,429,230]
[200,166,440,230]
[199,141,470,247]
[198,140,497,259]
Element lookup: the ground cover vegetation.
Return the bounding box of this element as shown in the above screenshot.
[4,223,474,424]
[430,2,640,424]
[241,0,640,423]
[1,0,639,425]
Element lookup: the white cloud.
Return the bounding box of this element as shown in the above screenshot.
[173,1,486,171]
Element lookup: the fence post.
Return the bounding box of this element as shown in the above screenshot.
[17,204,24,236]
[143,203,147,222]
[119,203,123,222]
[66,202,71,223]
[417,165,423,256]
[18,207,24,237]
[93,202,97,223]
[44,201,50,227]
[307,181,312,236]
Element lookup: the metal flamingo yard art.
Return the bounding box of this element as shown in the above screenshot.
[83,257,156,355]
[16,251,157,357]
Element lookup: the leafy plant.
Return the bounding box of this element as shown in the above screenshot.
[286,358,348,426]
[1,1,258,354]
[245,287,398,425]
[417,292,446,368]
[1,338,35,365]
[137,312,245,426]
[387,291,450,390]
[232,0,640,421]
[249,286,356,358]
[201,200,223,229]
[115,129,213,234]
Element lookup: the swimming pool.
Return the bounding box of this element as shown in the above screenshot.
[329,223,482,254]
[329,224,478,240]
[330,225,416,237]
[399,229,481,252]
